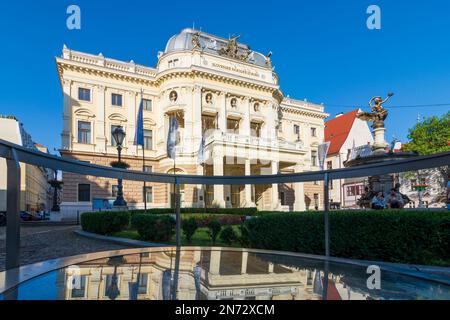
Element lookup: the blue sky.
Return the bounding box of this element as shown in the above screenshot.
[0,0,449,153]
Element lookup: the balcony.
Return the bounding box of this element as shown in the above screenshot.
[205,130,305,152]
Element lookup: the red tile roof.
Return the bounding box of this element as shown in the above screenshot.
[325,109,360,155]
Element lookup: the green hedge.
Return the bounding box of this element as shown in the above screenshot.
[81,211,130,235]
[242,210,450,265]
[131,214,176,242]
[129,207,257,216]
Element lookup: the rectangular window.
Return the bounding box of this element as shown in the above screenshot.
[111,125,124,146]
[311,127,317,137]
[112,185,118,197]
[313,193,319,210]
[143,166,153,173]
[144,186,153,203]
[78,184,91,202]
[77,121,91,144]
[78,88,91,102]
[112,93,123,107]
[168,59,179,68]
[227,119,239,134]
[327,161,333,170]
[311,151,317,166]
[71,275,87,298]
[104,275,119,296]
[138,274,149,294]
[142,99,152,111]
[279,191,286,206]
[294,124,300,135]
[144,129,153,150]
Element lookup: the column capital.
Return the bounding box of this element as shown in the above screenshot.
[95,85,106,92]
[62,79,73,88]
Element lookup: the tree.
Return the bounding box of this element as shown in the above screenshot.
[404,112,450,189]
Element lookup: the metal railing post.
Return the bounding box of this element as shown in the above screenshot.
[323,172,330,258]
[6,148,21,270]
[175,177,181,247]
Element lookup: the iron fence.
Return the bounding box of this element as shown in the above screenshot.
[1,138,449,270]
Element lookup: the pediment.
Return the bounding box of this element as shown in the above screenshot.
[143,118,156,126]
[108,113,128,122]
[74,108,95,118]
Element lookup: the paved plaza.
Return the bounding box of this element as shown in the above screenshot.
[0,225,128,272]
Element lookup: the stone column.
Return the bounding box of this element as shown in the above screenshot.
[209,250,221,275]
[242,97,251,136]
[241,251,248,274]
[213,152,226,208]
[271,160,280,210]
[193,86,203,141]
[217,93,227,133]
[61,79,72,150]
[95,85,106,153]
[196,164,205,208]
[372,125,388,155]
[245,159,255,207]
[294,164,306,211]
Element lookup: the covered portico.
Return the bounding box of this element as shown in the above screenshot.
[199,133,308,211]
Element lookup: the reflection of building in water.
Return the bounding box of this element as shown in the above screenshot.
[57,249,370,300]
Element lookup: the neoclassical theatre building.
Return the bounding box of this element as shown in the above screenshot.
[56,28,328,217]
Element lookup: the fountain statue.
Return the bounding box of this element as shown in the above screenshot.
[345,93,418,203]
[356,92,393,154]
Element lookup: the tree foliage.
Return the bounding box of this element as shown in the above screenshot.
[404,112,450,189]
[404,112,450,155]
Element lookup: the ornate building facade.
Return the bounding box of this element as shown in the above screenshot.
[56,29,328,217]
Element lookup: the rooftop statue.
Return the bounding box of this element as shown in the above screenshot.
[192,32,201,50]
[219,35,240,59]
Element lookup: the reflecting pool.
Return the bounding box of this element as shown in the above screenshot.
[1,247,449,300]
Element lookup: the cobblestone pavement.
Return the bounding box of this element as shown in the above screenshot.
[0,225,128,272]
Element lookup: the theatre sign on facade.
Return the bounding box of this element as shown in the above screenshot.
[56,28,328,217]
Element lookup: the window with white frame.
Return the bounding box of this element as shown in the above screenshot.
[311,151,318,166]
[77,121,91,144]
[71,275,87,298]
[144,129,153,150]
[78,88,91,102]
[142,99,152,111]
[144,186,153,203]
[111,93,123,107]
[144,166,153,173]
[138,274,149,294]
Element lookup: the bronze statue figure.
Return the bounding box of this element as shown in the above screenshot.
[219,35,240,58]
[192,32,201,50]
[357,92,394,126]
[265,51,273,68]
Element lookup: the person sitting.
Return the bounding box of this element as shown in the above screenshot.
[371,192,386,210]
[387,188,404,209]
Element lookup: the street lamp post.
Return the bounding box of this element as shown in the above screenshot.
[112,127,127,207]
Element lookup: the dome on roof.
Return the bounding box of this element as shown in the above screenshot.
[165,28,195,53]
[164,28,270,68]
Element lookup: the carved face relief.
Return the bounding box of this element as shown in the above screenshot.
[205,93,213,104]
[230,98,237,108]
[169,91,178,103]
